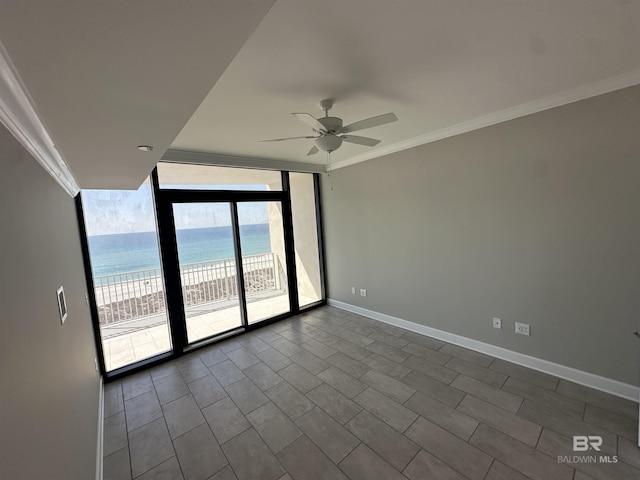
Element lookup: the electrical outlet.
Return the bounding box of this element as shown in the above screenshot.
[492,317,502,329]
[360,289,367,297]
[515,322,530,336]
[351,287,356,294]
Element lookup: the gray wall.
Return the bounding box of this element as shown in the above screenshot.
[0,124,99,479]
[322,85,640,386]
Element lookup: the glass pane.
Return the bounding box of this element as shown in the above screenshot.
[82,178,171,372]
[158,162,282,190]
[237,202,290,323]
[290,173,323,307]
[172,202,243,342]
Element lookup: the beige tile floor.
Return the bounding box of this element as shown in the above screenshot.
[102,294,315,371]
[102,305,640,480]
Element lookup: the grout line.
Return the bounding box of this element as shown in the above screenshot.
[481,458,496,480]
[124,443,134,480]
[452,390,465,409]
[534,425,544,449]
[467,420,482,444]
[401,415,420,435]
[173,451,187,480]
[402,447,422,474]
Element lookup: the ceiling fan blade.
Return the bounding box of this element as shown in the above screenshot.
[340,135,380,147]
[259,136,317,143]
[341,113,398,133]
[292,113,328,133]
[307,145,319,156]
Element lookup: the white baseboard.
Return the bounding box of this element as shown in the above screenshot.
[328,299,639,403]
[96,378,104,480]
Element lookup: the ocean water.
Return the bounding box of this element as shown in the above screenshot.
[88,224,271,278]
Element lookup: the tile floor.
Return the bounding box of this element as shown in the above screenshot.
[103,306,640,480]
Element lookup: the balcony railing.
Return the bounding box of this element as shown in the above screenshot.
[94,252,285,325]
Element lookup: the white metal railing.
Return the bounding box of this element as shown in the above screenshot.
[93,268,165,324]
[94,252,285,325]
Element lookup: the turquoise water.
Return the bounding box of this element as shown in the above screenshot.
[88,224,271,277]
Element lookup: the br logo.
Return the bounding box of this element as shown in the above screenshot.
[573,436,603,452]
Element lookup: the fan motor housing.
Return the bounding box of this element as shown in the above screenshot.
[318,116,343,133]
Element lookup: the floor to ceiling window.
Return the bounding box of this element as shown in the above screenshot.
[80,177,172,372]
[78,163,324,376]
[290,172,324,307]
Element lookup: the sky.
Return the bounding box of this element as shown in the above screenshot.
[82,184,270,236]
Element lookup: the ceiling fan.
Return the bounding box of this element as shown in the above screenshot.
[260,99,397,156]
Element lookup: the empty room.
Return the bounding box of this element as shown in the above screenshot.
[1,2,639,480]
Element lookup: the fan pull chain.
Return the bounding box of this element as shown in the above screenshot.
[327,151,333,191]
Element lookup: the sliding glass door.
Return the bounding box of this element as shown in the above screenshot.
[172,202,243,343]
[168,199,292,345]
[237,201,290,324]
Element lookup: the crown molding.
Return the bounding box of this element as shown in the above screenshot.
[0,41,79,196]
[163,148,327,174]
[330,69,640,171]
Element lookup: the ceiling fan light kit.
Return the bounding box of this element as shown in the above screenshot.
[260,98,397,155]
[315,134,342,153]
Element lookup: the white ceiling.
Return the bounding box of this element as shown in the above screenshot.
[0,0,275,189]
[2,0,640,189]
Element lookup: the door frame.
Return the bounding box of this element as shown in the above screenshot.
[151,169,303,355]
[77,167,326,381]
